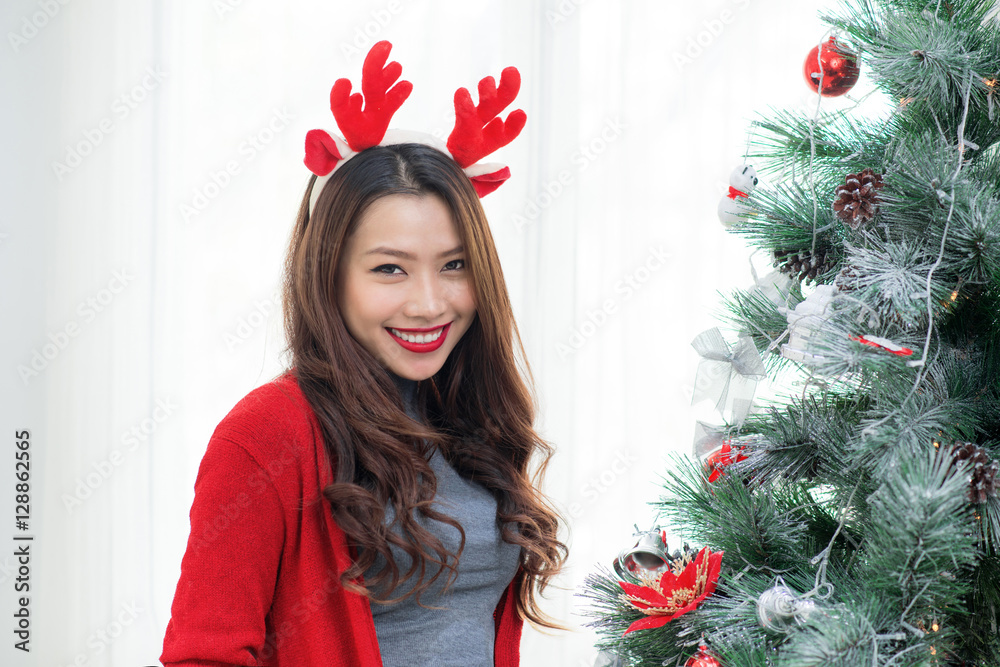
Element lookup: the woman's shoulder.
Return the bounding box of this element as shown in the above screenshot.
[208,370,321,467]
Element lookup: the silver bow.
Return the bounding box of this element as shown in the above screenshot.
[691,328,766,425]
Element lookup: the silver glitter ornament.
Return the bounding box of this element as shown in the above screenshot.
[757,580,818,632]
[794,596,818,623]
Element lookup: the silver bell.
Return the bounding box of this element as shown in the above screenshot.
[614,526,670,583]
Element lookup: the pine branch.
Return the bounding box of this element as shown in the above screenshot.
[735,182,845,254]
[654,456,814,574]
[862,446,978,619]
[838,236,954,332]
[747,108,890,178]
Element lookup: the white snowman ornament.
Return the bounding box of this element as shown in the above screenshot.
[718,164,759,228]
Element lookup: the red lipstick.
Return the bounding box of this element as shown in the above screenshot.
[386,322,450,353]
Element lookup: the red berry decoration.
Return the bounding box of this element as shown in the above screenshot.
[803,36,860,97]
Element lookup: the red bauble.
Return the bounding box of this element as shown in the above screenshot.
[705,440,748,483]
[685,645,722,667]
[803,36,860,97]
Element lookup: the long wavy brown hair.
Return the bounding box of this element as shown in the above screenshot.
[280,143,568,628]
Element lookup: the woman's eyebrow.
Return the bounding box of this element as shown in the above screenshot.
[364,245,465,260]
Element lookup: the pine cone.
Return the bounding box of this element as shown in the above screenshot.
[949,442,999,503]
[833,168,884,229]
[834,264,861,292]
[773,248,832,283]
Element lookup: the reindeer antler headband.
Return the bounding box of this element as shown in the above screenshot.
[304,40,526,214]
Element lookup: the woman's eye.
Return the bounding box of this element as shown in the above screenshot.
[372,260,465,275]
[372,264,403,275]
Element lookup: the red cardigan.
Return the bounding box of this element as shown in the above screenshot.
[160,372,523,666]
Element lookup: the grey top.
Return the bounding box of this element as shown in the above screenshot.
[361,371,522,666]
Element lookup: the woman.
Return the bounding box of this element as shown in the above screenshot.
[161,43,567,667]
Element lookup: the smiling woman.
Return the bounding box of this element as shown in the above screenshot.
[157,40,573,665]
[161,137,569,665]
[337,193,478,379]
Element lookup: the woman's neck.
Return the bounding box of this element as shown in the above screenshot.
[387,369,418,418]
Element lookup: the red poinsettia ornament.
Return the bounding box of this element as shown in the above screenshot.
[617,547,724,634]
[706,440,748,483]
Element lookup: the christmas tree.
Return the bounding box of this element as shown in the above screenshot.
[582,1,1000,665]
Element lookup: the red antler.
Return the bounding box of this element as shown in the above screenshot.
[447,67,526,169]
[329,40,412,153]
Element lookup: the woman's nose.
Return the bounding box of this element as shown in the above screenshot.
[402,273,448,319]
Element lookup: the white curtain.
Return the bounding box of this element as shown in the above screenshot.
[2,0,853,664]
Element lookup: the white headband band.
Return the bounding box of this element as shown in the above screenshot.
[307,130,507,216]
